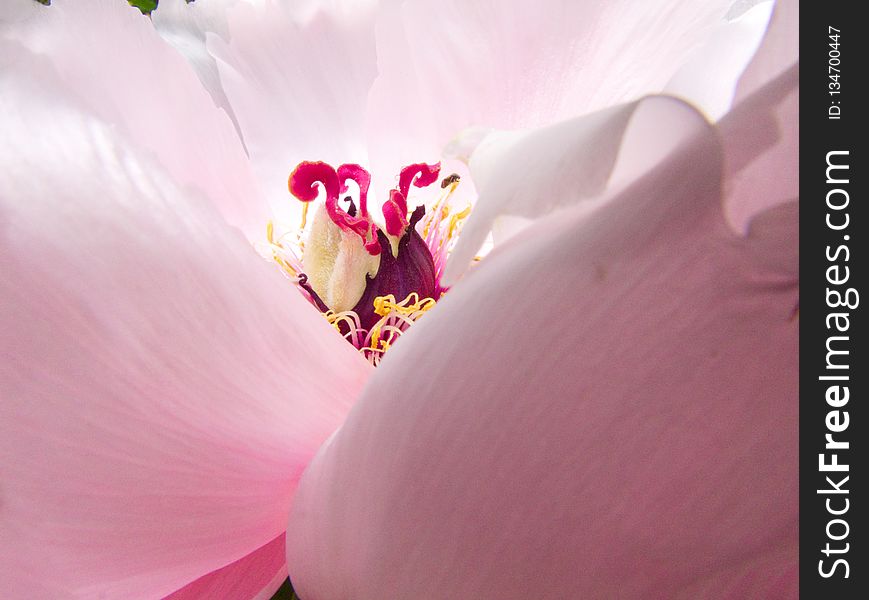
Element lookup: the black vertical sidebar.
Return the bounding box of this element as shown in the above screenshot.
[800,1,866,597]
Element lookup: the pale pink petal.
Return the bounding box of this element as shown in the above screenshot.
[164,535,288,600]
[443,95,710,283]
[5,0,268,242]
[153,0,249,142]
[207,0,381,225]
[0,0,40,27]
[365,0,738,186]
[0,43,369,598]
[735,0,798,101]
[286,74,798,598]
[445,0,798,279]
[721,64,797,232]
[664,1,773,120]
[723,0,799,231]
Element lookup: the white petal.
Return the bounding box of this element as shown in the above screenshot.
[735,0,798,101]
[664,1,773,120]
[444,95,710,283]
[207,0,381,225]
[0,0,42,27]
[5,0,268,242]
[718,0,798,233]
[721,63,797,232]
[365,0,738,185]
[153,0,249,143]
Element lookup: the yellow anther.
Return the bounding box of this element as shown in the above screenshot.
[372,295,395,317]
[373,292,437,318]
[300,202,309,230]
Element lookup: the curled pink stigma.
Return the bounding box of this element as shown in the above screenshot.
[288,160,338,202]
[337,163,371,218]
[289,161,380,255]
[398,162,441,200]
[383,162,441,237]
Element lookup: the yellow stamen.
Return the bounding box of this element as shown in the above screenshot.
[266,220,298,278]
[352,292,438,355]
[373,292,437,318]
[446,204,472,241]
[323,310,355,333]
[369,323,382,350]
[422,181,460,238]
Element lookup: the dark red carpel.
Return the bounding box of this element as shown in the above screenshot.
[351,205,438,332]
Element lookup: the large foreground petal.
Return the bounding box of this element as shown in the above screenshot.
[0,43,369,598]
[286,75,798,598]
[165,535,288,600]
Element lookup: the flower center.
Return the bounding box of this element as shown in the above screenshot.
[267,161,470,366]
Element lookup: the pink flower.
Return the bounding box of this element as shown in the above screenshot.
[0,0,797,598]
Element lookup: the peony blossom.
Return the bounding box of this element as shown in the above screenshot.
[0,0,797,598]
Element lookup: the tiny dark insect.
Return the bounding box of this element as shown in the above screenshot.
[441,173,461,188]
